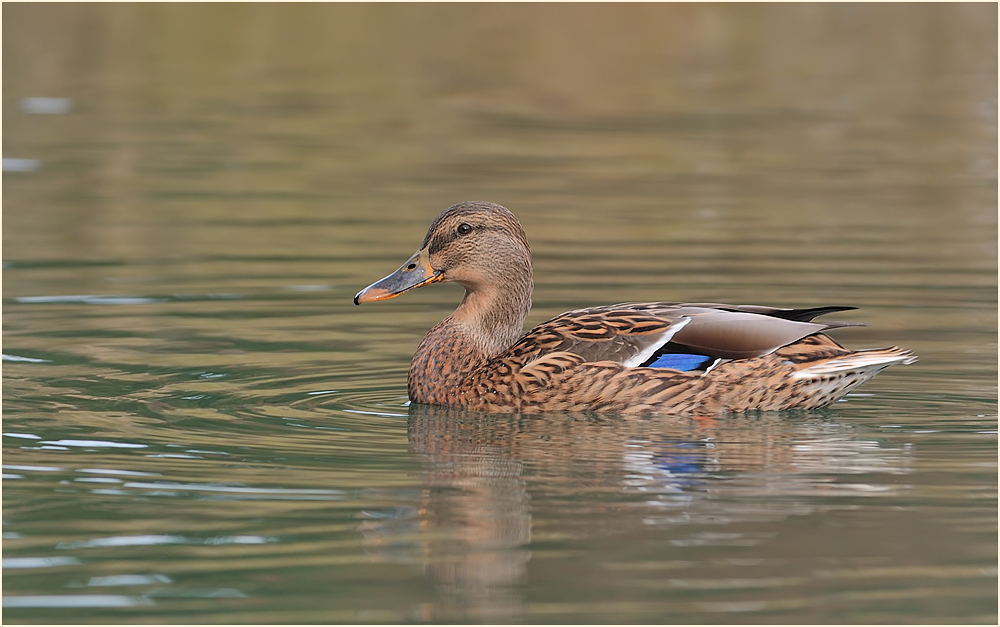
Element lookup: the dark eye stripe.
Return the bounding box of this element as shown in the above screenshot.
[428,222,505,254]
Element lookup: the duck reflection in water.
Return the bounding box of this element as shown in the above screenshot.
[356,404,912,622]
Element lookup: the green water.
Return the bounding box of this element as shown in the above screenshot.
[3,4,996,623]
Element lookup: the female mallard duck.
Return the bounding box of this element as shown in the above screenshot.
[355,201,915,414]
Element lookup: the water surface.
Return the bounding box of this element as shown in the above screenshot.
[3,4,996,623]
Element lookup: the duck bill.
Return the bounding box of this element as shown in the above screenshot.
[354,248,444,305]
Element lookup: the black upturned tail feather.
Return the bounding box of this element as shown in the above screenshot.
[768,306,858,322]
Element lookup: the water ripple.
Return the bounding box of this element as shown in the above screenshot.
[3,595,152,608]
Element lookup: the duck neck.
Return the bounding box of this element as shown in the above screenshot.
[452,278,532,357]
[408,275,532,406]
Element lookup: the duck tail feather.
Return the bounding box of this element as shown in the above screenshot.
[791,347,917,379]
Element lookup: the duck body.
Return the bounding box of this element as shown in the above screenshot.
[356,202,915,415]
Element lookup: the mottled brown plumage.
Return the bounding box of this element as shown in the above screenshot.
[355,201,916,414]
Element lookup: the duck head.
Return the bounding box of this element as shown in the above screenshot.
[355,201,532,307]
[354,201,534,357]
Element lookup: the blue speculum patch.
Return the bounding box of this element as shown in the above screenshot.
[646,353,714,371]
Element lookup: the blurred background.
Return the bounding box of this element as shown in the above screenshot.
[4,4,995,269]
[3,3,997,623]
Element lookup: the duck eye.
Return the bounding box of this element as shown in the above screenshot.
[457,223,473,235]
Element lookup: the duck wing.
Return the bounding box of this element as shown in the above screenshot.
[508,302,859,367]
